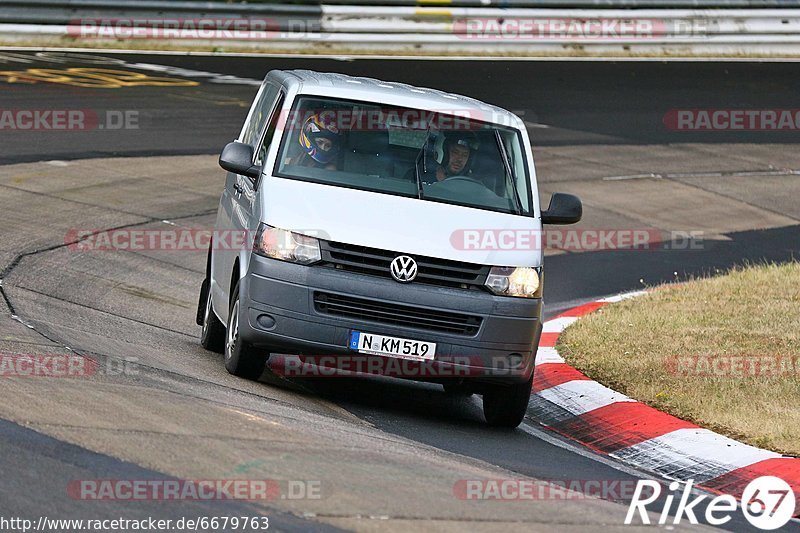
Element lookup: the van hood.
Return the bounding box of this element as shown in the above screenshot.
[261,177,543,267]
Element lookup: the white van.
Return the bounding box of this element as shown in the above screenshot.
[197,70,581,427]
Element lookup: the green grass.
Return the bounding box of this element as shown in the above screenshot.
[558,262,800,456]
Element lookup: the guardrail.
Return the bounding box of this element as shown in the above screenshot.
[0,0,799,57]
[0,0,322,32]
[2,0,797,9]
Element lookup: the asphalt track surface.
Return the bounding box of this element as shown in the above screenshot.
[1,50,799,531]
[1,53,799,161]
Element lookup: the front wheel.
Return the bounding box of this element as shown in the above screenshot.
[224,280,268,380]
[482,374,533,428]
[199,278,225,353]
[442,381,474,397]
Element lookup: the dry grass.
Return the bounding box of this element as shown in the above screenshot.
[558,262,800,456]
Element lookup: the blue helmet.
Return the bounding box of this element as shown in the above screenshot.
[299,113,341,164]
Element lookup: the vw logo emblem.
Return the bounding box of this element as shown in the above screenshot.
[390,255,418,283]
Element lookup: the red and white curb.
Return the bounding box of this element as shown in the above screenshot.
[532,291,800,515]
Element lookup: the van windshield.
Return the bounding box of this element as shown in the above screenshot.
[273,96,532,216]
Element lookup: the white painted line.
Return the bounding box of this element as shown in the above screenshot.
[667,169,800,178]
[537,379,635,417]
[542,316,578,333]
[602,173,661,181]
[599,291,648,303]
[612,428,781,483]
[603,169,800,182]
[534,346,564,365]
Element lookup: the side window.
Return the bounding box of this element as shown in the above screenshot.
[240,83,279,148]
[504,132,531,214]
[254,92,285,168]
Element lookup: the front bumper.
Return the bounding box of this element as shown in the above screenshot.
[238,254,542,384]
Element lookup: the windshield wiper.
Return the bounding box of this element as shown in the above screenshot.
[413,127,433,200]
[494,130,523,215]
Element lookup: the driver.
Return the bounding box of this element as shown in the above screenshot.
[287,113,341,170]
[415,131,479,185]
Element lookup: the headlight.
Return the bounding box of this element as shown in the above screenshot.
[254,224,321,265]
[485,266,542,298]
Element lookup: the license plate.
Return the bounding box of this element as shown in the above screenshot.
[349,331,436,361]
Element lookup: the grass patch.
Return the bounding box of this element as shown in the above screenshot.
[558,262,800,456]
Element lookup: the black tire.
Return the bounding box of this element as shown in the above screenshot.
[199,278,225,353]
[224,280,267,380]
[482,374,533,428]
[442,382,474,396]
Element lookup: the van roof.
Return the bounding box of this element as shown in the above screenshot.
[267,69,523,129]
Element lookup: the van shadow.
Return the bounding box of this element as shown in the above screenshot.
[261,368,489,427]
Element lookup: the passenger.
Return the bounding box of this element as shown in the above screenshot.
[414,131,480,184]
[287,113,341,170]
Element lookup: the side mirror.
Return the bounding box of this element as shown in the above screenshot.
[541,193,582,225]
[219,141,260,180]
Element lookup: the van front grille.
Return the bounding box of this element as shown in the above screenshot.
[313,292,482,336]
[319,240,489,290]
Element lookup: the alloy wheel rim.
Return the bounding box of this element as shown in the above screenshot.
[202,291,212,336]
[225,300,239,361]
